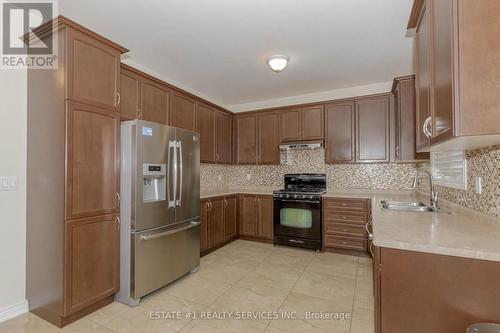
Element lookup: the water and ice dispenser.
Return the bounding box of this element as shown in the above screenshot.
[142,163,166,202]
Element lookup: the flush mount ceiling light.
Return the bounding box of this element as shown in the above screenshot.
[267,54,289,72]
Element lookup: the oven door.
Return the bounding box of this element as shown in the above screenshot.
[273,198,321,241]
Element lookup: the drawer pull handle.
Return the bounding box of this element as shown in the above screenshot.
[342,216,347,219]
[341,203,347,206]
[342,229,348,232]
[342,241,347,245]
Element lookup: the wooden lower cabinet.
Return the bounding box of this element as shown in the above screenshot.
[223,196,237,240]
[201,195,239,254]
[257,195,273,240]
[239,194,273,241]
[374,246,500,333]
[64,214,120,315]
[323,197,370,253]
[239,195,258,237]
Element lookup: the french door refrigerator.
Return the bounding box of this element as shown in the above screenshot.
[117,120,200,306]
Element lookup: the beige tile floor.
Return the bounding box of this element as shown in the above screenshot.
[0,240,374,333]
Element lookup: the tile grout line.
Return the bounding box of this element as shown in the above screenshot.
[348,257,361,333]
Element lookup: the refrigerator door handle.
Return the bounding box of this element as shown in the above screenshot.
[176,140,183,207]
[168,140,177,208]
[140,220,201,241]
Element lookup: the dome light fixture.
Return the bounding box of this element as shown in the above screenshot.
[267,54,289,72]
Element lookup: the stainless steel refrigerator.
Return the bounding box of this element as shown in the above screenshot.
[116,120,200,306]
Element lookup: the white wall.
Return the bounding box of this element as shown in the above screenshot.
[0,69,28,321]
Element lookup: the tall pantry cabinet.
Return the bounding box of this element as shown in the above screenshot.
[26,17,128,327]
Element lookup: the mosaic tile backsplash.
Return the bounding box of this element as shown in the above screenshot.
[418,145,500,218]
[201,149,420,190]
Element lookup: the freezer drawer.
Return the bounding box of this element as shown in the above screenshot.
[131,220,200,299]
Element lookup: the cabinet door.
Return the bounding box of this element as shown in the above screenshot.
[66,102,120,220]
[394,86,402,160]
[66,28,121,111]
[356,97,390,163]
[235,115,257,164]
[223,196,237,240]
[208,199,224,248]
[301,105,324,140]
[239,195,258,237]
[258,112,280,165]
[171,90,196,131]
[325,102,355,163]
[257,195,273,240]
[196,103,216,163]
[416,2,431,152]
[200,200,209,252]
[431,0,454,143]
[279,108,301,142]
[120,67,141,120]
[216,111,232,164]
[141,78,170,125]
[64,214,119,315]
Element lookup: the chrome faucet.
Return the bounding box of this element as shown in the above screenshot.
[412,170,439,211]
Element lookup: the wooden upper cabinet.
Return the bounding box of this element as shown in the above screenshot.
[120,66,141,120]
[258,112,280,165]
[325,102,355,163]
[301,105,324,140]
[431,0,454,143]
[216,111,232,164]
[171,90,196,131]
[64,214,119,315]
[280,108,301,142]
[356,97,390,163]
[415,1,431,152]
[223,196,237,241]
[65,102,120,220]
[257,196,273,240]
[409,0,500,150]
[141,78,170,125]
[239,195,258,237]
[196,102,216,163]
[235,115,257,164]
[279,106,324,143]
[66,28,121,111]
[393,76,429,161]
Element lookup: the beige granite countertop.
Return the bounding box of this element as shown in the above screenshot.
[201,187,500,262]
[200,186,277,198]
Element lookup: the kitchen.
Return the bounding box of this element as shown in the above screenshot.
[0,0,499,333]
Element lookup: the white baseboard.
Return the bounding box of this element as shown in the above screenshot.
[0,300,28,323]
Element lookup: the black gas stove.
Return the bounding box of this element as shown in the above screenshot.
[273,174,326,251]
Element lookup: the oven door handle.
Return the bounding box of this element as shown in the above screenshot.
[274,199,321,204]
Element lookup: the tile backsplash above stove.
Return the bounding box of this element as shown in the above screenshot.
[201,149,420,190]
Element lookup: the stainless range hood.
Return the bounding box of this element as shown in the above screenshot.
[279,141,323,150]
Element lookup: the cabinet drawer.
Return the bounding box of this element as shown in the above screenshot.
[324,222,366,238]
[323,198,369,212]
[325,235,367,251]
[323,210,368,225]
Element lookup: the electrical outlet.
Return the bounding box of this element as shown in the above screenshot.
[217,175,222,181]
[246,174,252,180]
[0,176,18,191]
[475,176,482,194]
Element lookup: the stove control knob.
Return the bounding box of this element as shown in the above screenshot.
[308,195,314,200]
[292,194,298,199]
[285,194,290,199]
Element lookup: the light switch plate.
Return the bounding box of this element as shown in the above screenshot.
[0,176,18,191]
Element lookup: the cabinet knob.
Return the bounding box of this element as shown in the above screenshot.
[116,92,121,106]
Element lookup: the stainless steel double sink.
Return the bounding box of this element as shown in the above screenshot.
[380,200,436,212]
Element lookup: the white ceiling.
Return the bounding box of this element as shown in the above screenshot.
[60,0,414,111]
